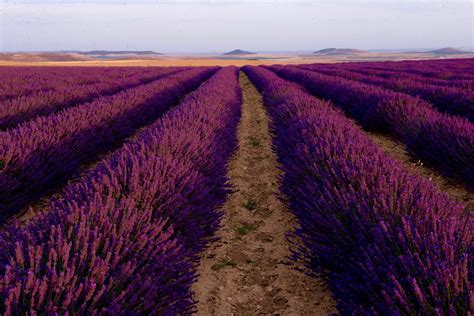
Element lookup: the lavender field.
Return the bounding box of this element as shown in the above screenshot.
[0,59,472,315]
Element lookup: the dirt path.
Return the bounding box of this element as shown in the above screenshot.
[191,73,336,315]
[367,132,473,208]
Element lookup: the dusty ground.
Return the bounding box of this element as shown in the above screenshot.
[1,52,472,67]
[191,73,336,315]
[368,132,473,208]
[0,57,292,67]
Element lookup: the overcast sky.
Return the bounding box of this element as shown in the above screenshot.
[0,0,472,53]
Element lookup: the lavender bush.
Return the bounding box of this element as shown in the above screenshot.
[336,58,474,80]
[299,63,474,122]
[244,65,472,314]
[0,66,186,129]
[0,66,241,314]
[0,67,217,223]
[269,65,474,187]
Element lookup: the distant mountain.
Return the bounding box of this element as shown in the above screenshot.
[314,48,366,55]
[81,50,162,55]
[56,50,82,54]
[427,47,471,54]
[0,52,89,62]
[223,49,256,55]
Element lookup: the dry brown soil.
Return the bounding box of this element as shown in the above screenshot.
[367,132,473,208]
[191,73,336,315]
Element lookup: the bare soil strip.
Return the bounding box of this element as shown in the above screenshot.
[367,132,473,209]
[192,73,336,315]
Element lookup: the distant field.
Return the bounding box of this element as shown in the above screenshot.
[1,51,473,66]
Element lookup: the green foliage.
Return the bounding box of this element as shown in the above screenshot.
[244,199,257,210]
[211,259,237,271]
[235,223,256,235]
[250,137,260,147]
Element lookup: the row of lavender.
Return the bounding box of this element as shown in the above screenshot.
[0,67,167,101]
[0,67,217,223]
[0,66,187,130]
[339,58,474,80]
[243,66,472,314]
[268,65,474,187]
[0,67,101,101]
[298,63,474,122]
[0,67,241,314]
[332,63,474,90]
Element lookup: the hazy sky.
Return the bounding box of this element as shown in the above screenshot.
[0,0,472,53]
